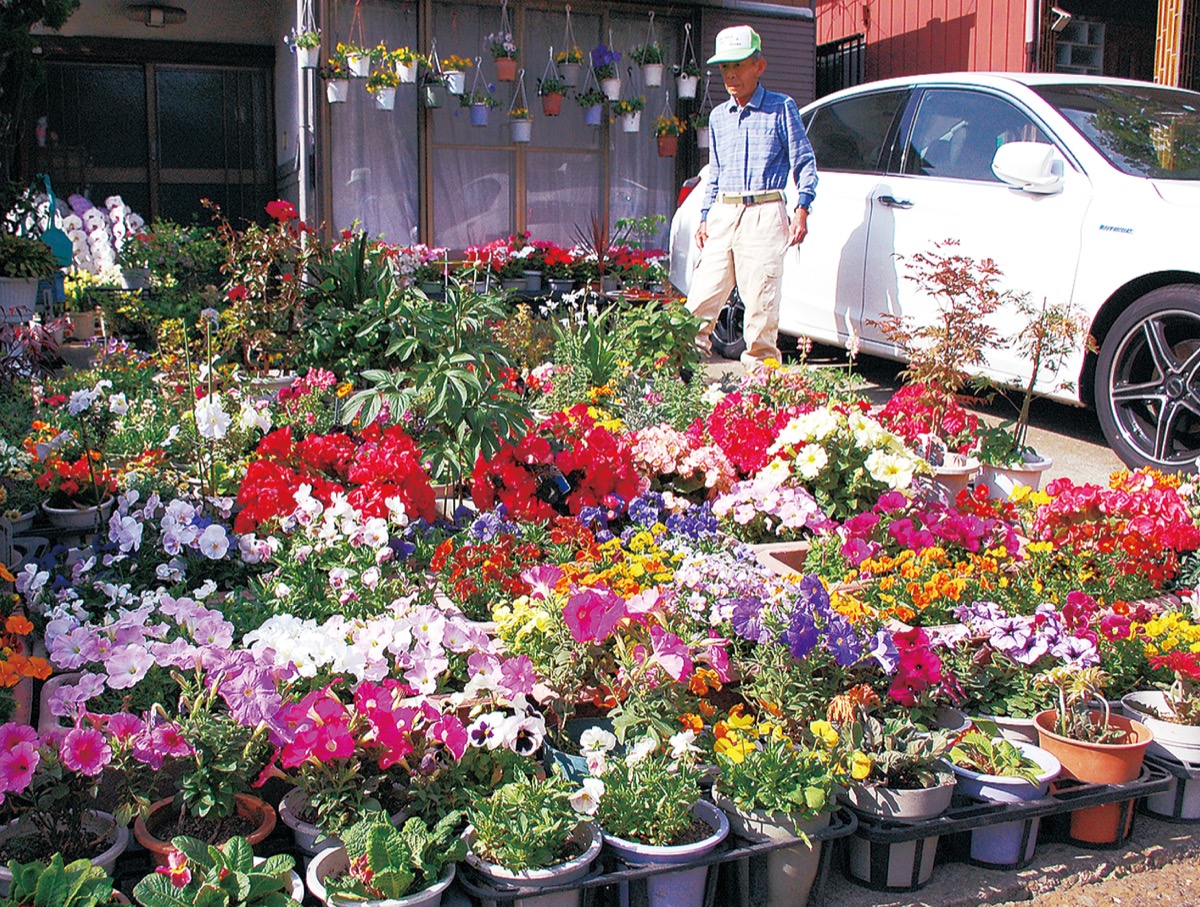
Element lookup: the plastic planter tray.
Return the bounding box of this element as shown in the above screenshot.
[1141,753,1200,824]
[455,807,858,907]
[842,762,1170,882]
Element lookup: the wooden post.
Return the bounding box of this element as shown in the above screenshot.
[1156,0,1199,88]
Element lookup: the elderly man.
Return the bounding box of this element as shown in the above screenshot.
[686,25,818,368]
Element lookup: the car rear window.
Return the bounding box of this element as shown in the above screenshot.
[1034,83,1200,180]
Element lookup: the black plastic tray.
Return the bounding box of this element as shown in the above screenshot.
[455,807,858,907]
[1141,753,1200,824]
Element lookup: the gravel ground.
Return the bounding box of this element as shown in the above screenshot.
[1002,852,1200,905]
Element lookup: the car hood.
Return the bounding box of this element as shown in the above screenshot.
[1151,180,1200,208]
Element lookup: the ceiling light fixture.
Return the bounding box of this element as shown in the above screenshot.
[124,3,187,27]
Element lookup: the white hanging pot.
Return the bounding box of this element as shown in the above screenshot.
[327,79,350,103]
[373,87,397,110]
[696,125,710,149]
[347,53,370,78]
[642,63,664,87]
[511,119,533,143]
[620,110,642,133]
[297,46,320,69]
[600,77,621,101]
[396,60,418,83]
[677,73,699,98]
[560,62,581,86]
[444,70,466,94]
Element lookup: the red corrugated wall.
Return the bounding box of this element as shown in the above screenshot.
[816,0,1029,81]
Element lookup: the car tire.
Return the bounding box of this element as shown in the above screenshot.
[1095,284,1200,472]
[709,288,746,361]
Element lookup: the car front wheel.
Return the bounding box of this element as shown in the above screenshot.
[1095,284,1200,472]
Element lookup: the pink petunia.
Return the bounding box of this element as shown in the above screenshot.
[60,726,112,776]
[563,588,625,644]
[649,625,693,682]
[498,656,536,698]
[0,722,38,751]
[105,712,146,744]
[0,741,40,794]
[429,713,468,761]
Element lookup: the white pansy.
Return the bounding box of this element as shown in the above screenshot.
[569,777,605,816]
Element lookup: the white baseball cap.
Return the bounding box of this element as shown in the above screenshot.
[707,25,761,64]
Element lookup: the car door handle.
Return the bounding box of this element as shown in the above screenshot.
[878,195,913,209]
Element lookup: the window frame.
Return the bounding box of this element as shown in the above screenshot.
[803,88,911,176]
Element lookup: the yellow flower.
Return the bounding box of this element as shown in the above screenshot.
[809,720,839,748]
[336,382,354,398]
[726,708,755,731]
[763,357,781,370]
[850,751,872,780]
[715,736,754,764]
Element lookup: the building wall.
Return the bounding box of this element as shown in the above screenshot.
[815,0,1029,82]
[36,0,279,44]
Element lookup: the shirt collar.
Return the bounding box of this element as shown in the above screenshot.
[726,83,766,113]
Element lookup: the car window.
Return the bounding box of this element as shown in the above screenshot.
[903,88,1051,182]
[807,90,908,173]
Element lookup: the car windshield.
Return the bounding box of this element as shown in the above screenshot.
[1034,83,1200,180]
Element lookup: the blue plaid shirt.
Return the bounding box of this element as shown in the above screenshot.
[700,84,818,221]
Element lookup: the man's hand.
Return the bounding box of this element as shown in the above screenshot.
[695,220,708,250]
[788,207,808,246]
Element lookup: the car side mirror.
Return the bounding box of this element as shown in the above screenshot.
[992,142,1063,194]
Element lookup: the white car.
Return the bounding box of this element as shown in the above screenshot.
[669,73,1200,471]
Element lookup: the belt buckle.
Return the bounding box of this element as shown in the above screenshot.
[742,193,756,205]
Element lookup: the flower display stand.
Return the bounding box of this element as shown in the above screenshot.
[456,807,859,907]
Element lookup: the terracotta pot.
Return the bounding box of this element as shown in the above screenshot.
[134,794,277,867]
[656,134,678,157]
[1034,709,1152,844]
[541,92,564,116]
[751,540,810,577]
[495,57,518,82]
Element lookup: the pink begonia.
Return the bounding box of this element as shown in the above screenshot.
[631,425,690,476]
[678,444,737,493]
[563,588,626,644]
[650,625,693,682]
[60,726,112,776]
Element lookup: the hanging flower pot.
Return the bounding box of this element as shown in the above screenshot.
[372,87,397,110]
[511,118,533,143]
[696,125,710,149]
[346,53,371,78]
[423,82,447,108]
[560,61,581,86]
[327,78,350,103]
[297,46,320,69]
[583,103,603,127]
[470,103,491,126]
[541,92,564,116]
[495,57,518,82]
[444,70,466,94]
[396,61,418,83]
[600,77,621,101]
[657,134,678,157]
[676,73,699,98]
[620,111,642,133]
[641,62,664,87]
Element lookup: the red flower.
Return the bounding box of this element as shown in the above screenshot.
[266,199,298,221]
[226,284,249,302]
[1150,651,1200,682]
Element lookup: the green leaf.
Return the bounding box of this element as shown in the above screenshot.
[133,873,197,907]
[221,836,254,873]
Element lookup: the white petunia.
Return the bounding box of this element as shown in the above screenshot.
[794,444,829,480]
[194,394,231,440]
[569,777,605,815]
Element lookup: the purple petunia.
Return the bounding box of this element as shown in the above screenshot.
[730,597,770,645]
[825,615,862,667]
[784,610,819,660]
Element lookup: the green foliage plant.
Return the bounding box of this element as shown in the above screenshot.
[325,811,466,902]
[716,733,839,832]
[0,231,58,279]
[132,836,300,907]
[1035,666,1128,744]
[847,708,953,791]
[949,718,1042,783]
[595,745,702,847]
[630,43,664,65]
[468,774,586,872]
[0,853,114,907]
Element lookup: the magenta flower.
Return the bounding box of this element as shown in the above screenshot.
[105,712,146,744]
[156,850,192,889]
[0,722,37,751]
[649,625,693,682]
[429,713,468,760]
[521,565,563,601]
[0,741,40,795]
[60,726,112,776]
[563,588,625,644]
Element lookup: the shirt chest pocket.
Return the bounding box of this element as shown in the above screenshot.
[739,116,784,161]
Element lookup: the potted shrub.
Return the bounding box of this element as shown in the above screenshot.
[630,42,664,87]
[591,45,621,100]
[462,88,498,127]
[3,854,122,907]
[366,68,400,111]
[463,774,603,907]
[576,86,604,127]
[539,75,567,117]
[0,232,58,324]
[948,718,1061,868]
[133,836,303,907]
[675,60,701,98]
[1123,651,1200,818]
[612,97,645,134]
[441,55,472,95]
[0,723,132,896]
[555,46,584,86]
[486,31,519,81]
[286,27,321,68]
[711,716,841,907]
[510,107,533,144]
[834,689,955,892]
[592,737,727,907]
[306,810,465,907]
[976,296,1090,499]
[1033,666,1153,845]
[653,114,686,158]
